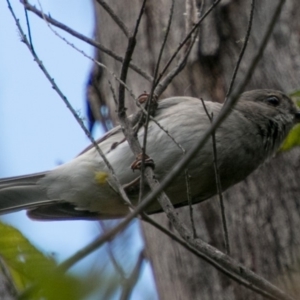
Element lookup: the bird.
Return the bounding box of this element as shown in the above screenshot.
[0,89,299,221]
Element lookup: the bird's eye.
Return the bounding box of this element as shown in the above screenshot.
[266,96,280,106]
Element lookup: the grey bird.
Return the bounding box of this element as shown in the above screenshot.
[1,89,299,220]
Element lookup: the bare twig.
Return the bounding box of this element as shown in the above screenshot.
[118,0,147,116]
[120,250,145,300]
[114,0,154,177]
[225,0,284,107]
[159,0,197,236]
[200,99,230,254]
[225,0,255,99]
[154,0,221,95]
[208,0,256,253]
[23,6,34,52]
[131,101,187,154]
[185,0,199,34]
[151,0,175,87]
[139,0,175,202]
[108,80,120,108]
[21,0,153,82]
[155,24,198,96]
[185,169,197,238]
[96,0,129,38]
[99,221,126,280]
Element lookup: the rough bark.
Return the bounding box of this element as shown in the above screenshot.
[89,0,300,299]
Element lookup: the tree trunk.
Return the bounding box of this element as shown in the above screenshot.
[89,0,300,298]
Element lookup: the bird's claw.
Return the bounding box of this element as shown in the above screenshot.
[131,153,155,171]
[137,91,158,104]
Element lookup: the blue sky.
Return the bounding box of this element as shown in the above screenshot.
[0,1,156,298]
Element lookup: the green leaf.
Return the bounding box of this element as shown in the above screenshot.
[289,89,300,98]
[280,124,300,152]
[289,89,300,108]
[0,222,95,300]
[280,91,300,152]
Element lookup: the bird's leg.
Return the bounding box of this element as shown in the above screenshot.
[131,153,155,171]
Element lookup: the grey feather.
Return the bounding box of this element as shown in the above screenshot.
[0,173,59,214]
[1,90,299,220]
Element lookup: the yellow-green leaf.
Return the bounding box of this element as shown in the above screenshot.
[280,124,300,152]
[289,89,300,108]
[0,222,95,300]
[279,91,300,152]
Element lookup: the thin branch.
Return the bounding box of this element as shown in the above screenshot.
[23,6,34,53]
[58,221,127,272]
[154,0,221,95]
[21,0,153,82]
[152,0,174,87]
[185,169,197,238]
[108,80,120,108]
[225,0,284,107]
[96,0,129,38]
[149,0,188,215]
[118,0,147,116]
[131,101,187,155]
[114,0,154,183]
[185,0,199,35]
[157,0,197,235]
[99,221,126,280]
[200,99,230,254]
[119,250,145,300]
[155,24,198,98]
[225,0,255,99]
[206,3,256,254]
[139,0,175,202]
[211,114,229,253]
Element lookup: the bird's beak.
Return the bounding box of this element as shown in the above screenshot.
[295,111,300,123]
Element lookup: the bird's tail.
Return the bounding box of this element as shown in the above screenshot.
[0,172,105,221]
[0,172,57,215]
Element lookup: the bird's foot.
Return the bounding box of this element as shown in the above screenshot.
[131,153,155,171]
[137,91,158,104]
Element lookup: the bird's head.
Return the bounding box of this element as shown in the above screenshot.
[239,89,300,125]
